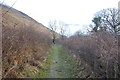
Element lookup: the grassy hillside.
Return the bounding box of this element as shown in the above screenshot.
[2,4,60,78]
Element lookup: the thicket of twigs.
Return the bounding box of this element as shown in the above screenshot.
[2,23,52,78]
[60,32,119,78]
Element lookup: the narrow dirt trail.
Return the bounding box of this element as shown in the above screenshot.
[47,45,77,78]
[49,45,60,78]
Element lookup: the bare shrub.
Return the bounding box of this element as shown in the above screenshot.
[2,24,52,78]
[61,32,119,78]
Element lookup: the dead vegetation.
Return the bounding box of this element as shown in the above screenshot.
[2,20,51,78]
[2,4,53,78]
[60,32,119,78]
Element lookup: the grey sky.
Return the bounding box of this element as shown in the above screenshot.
[1,0,120,35]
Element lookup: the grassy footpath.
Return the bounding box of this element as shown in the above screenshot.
[50,46,78,78]
[31,45,78,78]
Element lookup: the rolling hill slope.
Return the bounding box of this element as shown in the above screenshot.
[2,4,61,38]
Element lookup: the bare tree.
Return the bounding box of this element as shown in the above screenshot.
[90,8,120,78]
[58,21,66,39]
[48,20,57,44]
[92,8,120,34]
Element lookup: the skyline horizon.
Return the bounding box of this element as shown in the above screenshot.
[1,0,120,35]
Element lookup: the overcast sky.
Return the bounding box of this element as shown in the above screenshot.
[1,0,120,35]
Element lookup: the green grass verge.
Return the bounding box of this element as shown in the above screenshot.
[56,46,78,78]
[33,47,55,78]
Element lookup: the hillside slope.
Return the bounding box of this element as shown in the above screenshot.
[2,4,61,38]
[2,4,60,78]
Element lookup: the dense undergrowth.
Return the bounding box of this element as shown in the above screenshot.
[59,32,120,78]
[2,4,53,78]
[2,24,52,78]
